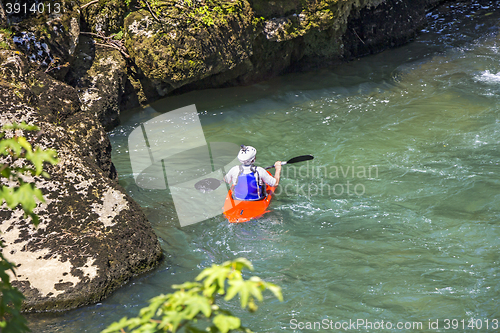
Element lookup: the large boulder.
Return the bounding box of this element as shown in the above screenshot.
[66,40,128,131]
[116,0,448,98]
[81,0,129,35]
[0,49,162,312]
[123,0,255,96]
[7,0,81,81]
[4,0,130,132]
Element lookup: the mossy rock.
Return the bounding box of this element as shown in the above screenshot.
[81,0,129,35]
[66,38,127,131]
[124,0,255,95]
[9,0,81,81]
[248,0,302,18]
[0,27,13,50]
[0,52,162,312]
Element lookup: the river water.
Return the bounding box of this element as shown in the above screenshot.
[28,1,500,332]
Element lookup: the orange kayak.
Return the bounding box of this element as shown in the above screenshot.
[223,172,277,223]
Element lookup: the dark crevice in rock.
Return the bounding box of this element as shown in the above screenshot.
[342,0,427,61]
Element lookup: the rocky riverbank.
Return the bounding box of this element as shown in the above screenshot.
[0,50,162,311]
[0,0,451,311]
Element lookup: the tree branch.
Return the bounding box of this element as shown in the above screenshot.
[141,0,161,23]
[94,42,130,59]
[80,0,99,10]
[352,29,365,44]
[81,31,131,59]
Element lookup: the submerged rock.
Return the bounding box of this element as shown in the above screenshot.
[0,49,162,312]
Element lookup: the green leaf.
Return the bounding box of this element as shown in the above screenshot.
[100,316,131,333]
[0,138,23,156]
[0,165,12,178]
[102,258,283,333]
[195,264,231,294]
[247,278,263,302]
[172,281,202,290]
[225,279,250,308]
[213,314,241,333]
[263,282,283,302]
[16,136,32,152]
[1,122,39,131]
[203,283,217,298]
[222,257,253,272]
[182,293,212,318]
[26,147,58,175]
[224,279,241,302]
[9,183,42,211]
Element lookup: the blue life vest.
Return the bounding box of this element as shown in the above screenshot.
[233,165,264,201]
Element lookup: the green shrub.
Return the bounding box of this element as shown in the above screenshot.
[102,258,283,333]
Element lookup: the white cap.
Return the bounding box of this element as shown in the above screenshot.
[238,145,256,164]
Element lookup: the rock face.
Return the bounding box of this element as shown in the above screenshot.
[3,0,449,126]
[66,38,128,131]
[123,0,255,96]
[341,0,441,61]
[0,45,161,311]
[81,0,128,35]
[118,0,447,98]
[6,0,81,81]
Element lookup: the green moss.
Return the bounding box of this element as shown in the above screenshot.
[37,24,50,37]
[256,0,359,42]
[0,28,13,37]
[143,0,244,29]
[14,90,23,99]
[113,30,124,40]
[125,0,257,90]
[83,0,128,34]
[0,28,13,49]
[28,74,45,88]
[252,16,265,25]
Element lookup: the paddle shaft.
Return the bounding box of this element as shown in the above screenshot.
[264,161,288,170]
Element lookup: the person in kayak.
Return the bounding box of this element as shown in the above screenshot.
[224,145,282,201]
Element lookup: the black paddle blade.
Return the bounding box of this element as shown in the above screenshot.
[264,154,314,169]
[194,178,223,193]
[286,155,314,164]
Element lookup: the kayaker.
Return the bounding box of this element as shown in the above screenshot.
[224,145,281,201]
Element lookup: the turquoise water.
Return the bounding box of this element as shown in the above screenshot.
[28,2,500,332]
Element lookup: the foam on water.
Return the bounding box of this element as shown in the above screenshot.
[476,70,500,83]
